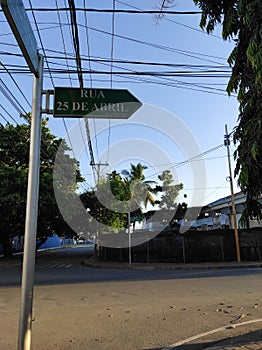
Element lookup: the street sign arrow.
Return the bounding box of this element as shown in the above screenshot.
[53,87,142,119]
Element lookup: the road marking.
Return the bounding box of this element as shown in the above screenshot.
[161,318,262,350]
[37,263,73,269]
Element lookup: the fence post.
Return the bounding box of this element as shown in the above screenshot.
[220,235,225,262]
[119,247,122,262]
[181,236,186,263]
[256,231,262,261]
[146,239,150,263]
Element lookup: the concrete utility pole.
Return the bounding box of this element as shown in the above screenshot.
[224,125,241,262]
[95,161,108,257]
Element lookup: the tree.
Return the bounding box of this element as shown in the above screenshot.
[124,163,157,209]
[158,170,183,210]
[191,0,262,220]
[0,118,83,257]
[157,170,185,227]
[80,164,160,233]
[80,171,128,233]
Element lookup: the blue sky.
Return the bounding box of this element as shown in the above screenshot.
[0,0,241,208]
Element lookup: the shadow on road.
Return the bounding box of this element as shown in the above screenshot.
[142,329,262,350]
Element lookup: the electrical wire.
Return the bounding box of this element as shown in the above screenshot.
[1,2,91,194]
[86,58,232,96]
[15,20,226,63]
[41,55,231,69]
[146,144,225,180]
[67,0,98,185]
[83,0,100,168]
[67,0,84,88]
[106,0,116,164]
[79,25,226,65]
[116,0,221,40]
[25,7,202,15]
[83,0,93,87]
[0,61,31,109]
[28,0,55,87]
[0,79,28,115]
[56,0,92,190]
[0,107,18,125]
[0,2,237,195]
[55,0,93,191]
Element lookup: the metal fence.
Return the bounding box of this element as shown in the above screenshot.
[99,229,262,263]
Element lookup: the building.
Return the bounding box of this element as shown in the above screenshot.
[144,192,262,231]
[181,192,262,230]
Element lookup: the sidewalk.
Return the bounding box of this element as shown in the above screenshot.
[203,330,262,350]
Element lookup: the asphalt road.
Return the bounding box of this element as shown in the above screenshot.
[0,246,261,350]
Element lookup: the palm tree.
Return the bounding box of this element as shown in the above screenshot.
[122,163,157,209]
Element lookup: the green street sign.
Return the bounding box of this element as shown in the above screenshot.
[53,87,142,119]
[130,216,143,223]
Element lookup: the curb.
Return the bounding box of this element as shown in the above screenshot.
[81,259,262,271]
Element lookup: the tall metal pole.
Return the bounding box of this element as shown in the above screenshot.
[128,212,132,264]
[224,125,241,262]
[18,53,44,350]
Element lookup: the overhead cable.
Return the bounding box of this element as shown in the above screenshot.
[25,8,202,15]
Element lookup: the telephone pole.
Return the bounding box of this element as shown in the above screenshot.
[224,125,241,262]
[95,161,108,257]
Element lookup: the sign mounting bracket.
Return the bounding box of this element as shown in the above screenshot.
[41,89,54,114]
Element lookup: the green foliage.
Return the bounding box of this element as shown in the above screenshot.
[80,163,160,233]
[193,0,262,220]
[158,170,183,210]
[0,118,83,255]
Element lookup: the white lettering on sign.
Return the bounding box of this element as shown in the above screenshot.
[73,102,89,111]
[72,102,80,111]
[56,101,69,111]
[91,103,128,113]
[80,89,106,99]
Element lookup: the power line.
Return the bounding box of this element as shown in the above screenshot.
[0,109,18,125]
[107,0,116,164]
[55,0,73,85]
[56,0,92,186]
[0,61,31,109]
[25,8,202,15]
[1,25,227,65]
[7,20,226,63]
[67,0,97,183]
[116,0,221,40]
[55,0,92,183]
[89,58,232,96]
[2,3,90,194]
[0,79,28,115]
[80,25,226,65]
[83,0,93,87]
[67,0,84,87]
[81,1,102,168]
[43,54,230,70]
[146,144,225,180]
[28,0,55,86]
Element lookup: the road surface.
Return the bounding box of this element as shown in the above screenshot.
[0,246,261,350]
